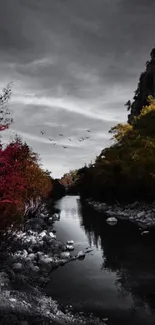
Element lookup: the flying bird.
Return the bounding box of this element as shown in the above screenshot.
[53,143,56,145]
[86,129,91,132]
[68,138,71,141]
[49,138,53,141]
[63,146,67,148]
[59,134,63,136]
[40,130,44,135]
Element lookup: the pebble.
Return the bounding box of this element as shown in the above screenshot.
[66,244,74,251]
[9,298,17,302]
[141,230,149,235]
[106,217,118,225]
[67,240,74,245]
[28,253,36,261]
[39,230,47,238]
[12,263,22,271]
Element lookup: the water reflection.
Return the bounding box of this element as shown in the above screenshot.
[50,196,155,324]
[80,202,155,316]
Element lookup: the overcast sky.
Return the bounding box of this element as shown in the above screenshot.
[0,0,155,178]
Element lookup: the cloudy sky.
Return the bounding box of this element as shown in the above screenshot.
[0,0,155,178]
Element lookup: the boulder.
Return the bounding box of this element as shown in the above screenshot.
[137,211,145,219]
[106,217,118,225]
[28,253,36,261]
[60,252,70,259]
[39,230,47,238]
[12,263,22,271]
[77,251,85,260]
[66,244,74,251]
[66,240,74,245]
[141,230,149,235]
[49,232,56,239]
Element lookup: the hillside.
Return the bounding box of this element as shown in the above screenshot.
[62,47,155,203]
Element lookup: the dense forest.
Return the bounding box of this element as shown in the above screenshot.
[60,47,155,203]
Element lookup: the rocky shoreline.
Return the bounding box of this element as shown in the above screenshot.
[85,198,155,231]
[0,200,105,325]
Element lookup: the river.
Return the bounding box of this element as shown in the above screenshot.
[44,195,155,325]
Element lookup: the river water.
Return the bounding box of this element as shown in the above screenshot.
[45,195,155,325]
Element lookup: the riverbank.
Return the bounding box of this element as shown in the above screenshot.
[0,198,105,325]
[85,198,155,230]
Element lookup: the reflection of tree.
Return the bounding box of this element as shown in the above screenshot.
[80,202,155,314]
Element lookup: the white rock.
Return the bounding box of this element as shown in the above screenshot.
[129,216,135,220]
[49,232,56,239]
[137,211,145,218]
[66,240,74,245]
[103,318,108,322]
[60,252,70,259]
[9,298,17,303]
[66,244,74,251]
[39,230,47,238]
[12,263,22,271]
[22,250,28,258]
[141,230,149,235]
[106,217,118,225]
[77,251,85,259]
[28,253,36,261]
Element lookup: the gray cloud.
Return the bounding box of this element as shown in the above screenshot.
[0,0,155,177]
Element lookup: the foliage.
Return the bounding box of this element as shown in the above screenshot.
[127,47,155,124]
[60,169,79,187]
[72,96,155,202]
[0,84,53,222]
[0,136,52,219]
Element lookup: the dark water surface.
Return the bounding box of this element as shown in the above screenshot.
[45,195,155,325]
